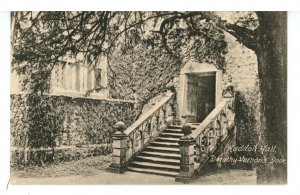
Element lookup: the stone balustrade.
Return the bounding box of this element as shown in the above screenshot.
[107,92,176,173]
[176,95,235,181]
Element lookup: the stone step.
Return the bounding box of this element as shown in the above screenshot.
[168,125,196,130]
[145,146,180,154]
[160,132,183,138]
[155,137,179,143]
[188,123,201,125]
[134,156,180,166]
[140,151,181,160]
[127,167,178,177]
[150,141,179,148]
[129,161,180,172]
[188,123,201,128]
[124,124,201,177]
[168,125,182,129]
[164,129,183,134]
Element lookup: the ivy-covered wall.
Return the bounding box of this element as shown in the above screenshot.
[107,38,227,122]
[10,28,260,165]
[11,94,139,149]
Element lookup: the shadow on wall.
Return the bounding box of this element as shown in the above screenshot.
[234,91,260,155]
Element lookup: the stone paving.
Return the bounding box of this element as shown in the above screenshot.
[11,168,257,185]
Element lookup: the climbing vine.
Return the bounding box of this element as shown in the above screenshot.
[11,11,227,162]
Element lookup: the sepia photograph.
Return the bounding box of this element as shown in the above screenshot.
[9,11,287,185]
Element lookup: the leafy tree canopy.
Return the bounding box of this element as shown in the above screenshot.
[12,11,257,92]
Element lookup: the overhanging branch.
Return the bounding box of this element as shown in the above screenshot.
[223,22,258,51]
[157,11,259,53]
[199,12,259,51]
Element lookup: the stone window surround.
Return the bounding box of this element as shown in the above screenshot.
[11,55,109,99]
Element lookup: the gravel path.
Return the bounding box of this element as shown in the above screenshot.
[11,168,257,185]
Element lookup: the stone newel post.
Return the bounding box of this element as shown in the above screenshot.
[106,121,128,173]
[176,124,195,183]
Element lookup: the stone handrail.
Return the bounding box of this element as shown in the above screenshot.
[124,92,175,162]
[191,100,227,139]
[175,96,235,182]
[192,96,235,172]
[107,91,176,173]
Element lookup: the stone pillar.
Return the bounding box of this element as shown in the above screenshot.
[176,124,195,183]
[106,121,128,174]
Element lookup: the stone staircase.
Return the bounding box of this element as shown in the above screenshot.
[108,93,235,182]
[127,125,197,177]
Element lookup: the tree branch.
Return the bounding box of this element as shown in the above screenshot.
[106,12,179,57]
[223,22,258,51]
[181,11,259,51]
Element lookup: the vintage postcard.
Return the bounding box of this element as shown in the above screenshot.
[9,11,287,185]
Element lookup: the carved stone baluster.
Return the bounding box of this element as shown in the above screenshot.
[148,119,152,138]
[217,114,221,123]
[149,116,155,137]
[143,120,150,143]
[225,103,229,115]
[195,135,201,163]
[215,120,221,137]
[126,139,131,161]
[200,134,209,163]
[155,109,160,132]
[140,124,144,146]
[169,98,176,125]
[134,131,141,150]
[166,84,177,124]
[216,114,222,137]
[221,109,228,137]
[208,124,215,146]
[162,103,167,124]
[204,129,211,148]
[130,138,134,155]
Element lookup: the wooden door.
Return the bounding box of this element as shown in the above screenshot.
[187,76,205,122]
[186,74,215,123]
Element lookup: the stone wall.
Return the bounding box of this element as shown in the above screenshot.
[10,93,138,164]
[10,144,112,165]
[224,32,260,148]
[225,32,258,92]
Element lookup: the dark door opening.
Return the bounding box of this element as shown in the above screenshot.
[186,74,216,123]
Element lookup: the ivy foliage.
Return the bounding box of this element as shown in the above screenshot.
[11,94,138,149]
[11,11,228,150]
[12,12,229,93]
[107,13,227,104]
